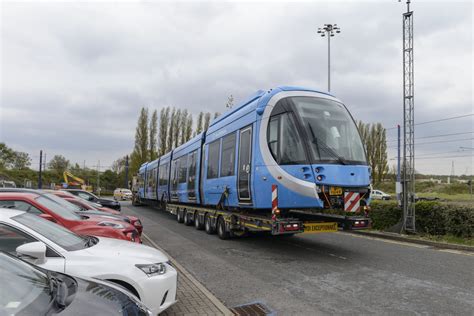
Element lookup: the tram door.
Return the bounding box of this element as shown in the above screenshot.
[238,126,252,202]
[187,151,197,200]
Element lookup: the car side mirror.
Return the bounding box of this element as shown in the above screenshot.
[16,242,47,264]
[39,213,56,223]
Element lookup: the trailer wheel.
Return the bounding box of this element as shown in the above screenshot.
[177,208,184,223]
[194,211,204,230]
[204,213,215,234]
[184,209,193,226]
[217,216,230,240]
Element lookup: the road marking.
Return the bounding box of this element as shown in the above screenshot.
[437,249,474,257]
[343,233,474,256]
[343,232,431,249]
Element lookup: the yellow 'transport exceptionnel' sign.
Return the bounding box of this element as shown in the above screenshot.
[303,222,338,233]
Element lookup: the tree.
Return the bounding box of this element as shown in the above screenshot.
[167,108,176,152]
[214,112,220,119]
[48,155,69,175]
[357,121,388,186]
[149,109,158,160]
[0,143,15,169]
[130,107,149,175]
[173,109,182,148]
[12,151,31,170]
[185,113,193,142]
[180,110,189,145]
[195,112,204,135]
[158,107,170,156]
[225,94,234,108]
[203,112,211,131]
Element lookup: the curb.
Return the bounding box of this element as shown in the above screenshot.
[345,230,474,252]
[142,233,233,316]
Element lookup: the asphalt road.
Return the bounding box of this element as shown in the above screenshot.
[122,202,474,315]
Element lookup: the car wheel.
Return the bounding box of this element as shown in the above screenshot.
[204,213,215,234]
[177,208,184,223]
[217,216,230,240]
[184,209,193,226]
[194,211,204,230]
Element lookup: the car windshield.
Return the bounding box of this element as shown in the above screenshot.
[291,96,367,164]
[0,253,51,315]
[35,196,81,220]
[44,193,82,212]
[13,213,90,251]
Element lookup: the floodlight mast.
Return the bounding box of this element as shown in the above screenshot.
[317,24,341,92]
[401,0,416,233]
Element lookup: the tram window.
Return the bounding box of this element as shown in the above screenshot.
[220,133,236,177]
[267,113,306,165]
[187,151,197,180]
[159,163,169,185]
[207,140,220,179]
[178,157,187,183]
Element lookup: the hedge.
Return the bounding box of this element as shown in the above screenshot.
[369,201,473,238]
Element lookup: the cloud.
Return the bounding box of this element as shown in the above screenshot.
[1,0,472,175]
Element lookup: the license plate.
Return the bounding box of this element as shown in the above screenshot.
[329,186,343,195]
[303,222,338,233]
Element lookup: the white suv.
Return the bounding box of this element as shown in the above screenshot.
[371,190,392,200]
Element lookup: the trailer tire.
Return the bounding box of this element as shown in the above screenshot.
[184,209,193,226]
[177,208,184,223]
[204,213,215,234]
[194,211,204,230]
[217,216,230,240]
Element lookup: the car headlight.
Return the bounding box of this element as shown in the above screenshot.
[135,263,166,276]
[98,221,125,229]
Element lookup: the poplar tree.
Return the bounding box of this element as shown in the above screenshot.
[130,107,149,175]
[357,121,388,186]
[195,112,204,135]
[149,109,158,160]
[185,114,193,142]
[180,110,188,145]
[158,107,170,156]
[203,112,211,131]
[167,108,176,152]
[173,109,182,148]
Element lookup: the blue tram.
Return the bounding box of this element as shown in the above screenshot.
[136,86,371,215]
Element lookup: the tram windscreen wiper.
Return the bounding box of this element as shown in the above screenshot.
[307,122,347,165]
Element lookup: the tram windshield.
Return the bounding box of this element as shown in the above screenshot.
[291,96,367,165]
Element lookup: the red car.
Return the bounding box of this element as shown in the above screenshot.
[46,190,143,235]
[0,192,141,243]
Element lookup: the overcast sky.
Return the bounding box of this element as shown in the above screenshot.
[1,0,472,175]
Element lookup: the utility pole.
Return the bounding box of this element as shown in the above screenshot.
[401,0,415,233]
[38,150,43,189]
[124,155,129,189]
[97,160,100,197]
[317,24,341,92]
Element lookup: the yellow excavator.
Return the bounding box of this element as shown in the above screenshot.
[63,171,93,192]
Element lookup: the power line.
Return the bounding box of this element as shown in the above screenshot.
[388,137,474,148]
[387,131,473,142]
[390,155,473,161]
[386,113,473,131]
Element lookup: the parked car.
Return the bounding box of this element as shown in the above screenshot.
[0,251,151,316]
[0,192,140,243]
[64,189,121,211]
[0,209,177,315]
[0,180,16,188]
[46,189,143,235]
[370,190,392,200]
[114,188,133,201]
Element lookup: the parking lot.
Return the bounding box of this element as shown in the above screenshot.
[122,201,474,315]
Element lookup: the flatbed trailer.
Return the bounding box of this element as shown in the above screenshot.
[163,203,370,240]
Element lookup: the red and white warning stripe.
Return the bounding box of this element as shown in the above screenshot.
[272,185,278,220]
[344,191,362,212]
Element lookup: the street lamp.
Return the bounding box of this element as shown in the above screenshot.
[317,24,341,92]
